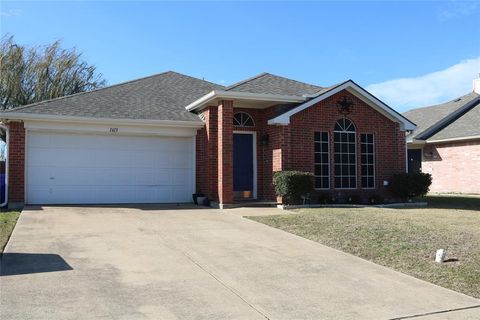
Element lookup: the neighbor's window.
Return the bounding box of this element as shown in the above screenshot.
[314,132,329,189]
[233,112,254,127]
[334,118,356,189]
[360,133,375,188]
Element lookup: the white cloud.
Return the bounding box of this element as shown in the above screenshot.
[0,9,22,17]
[366,57,480,112]
[438,1,479,21]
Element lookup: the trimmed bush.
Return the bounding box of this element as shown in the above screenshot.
[368,194,384,205]
[390,172,432,200]
[274,171,314,205]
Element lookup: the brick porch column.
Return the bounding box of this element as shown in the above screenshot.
[217,100,234,205]
[8,121,25,207]
[206,106,218,200]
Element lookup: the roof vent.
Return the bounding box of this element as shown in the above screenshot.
[474,78,480,94]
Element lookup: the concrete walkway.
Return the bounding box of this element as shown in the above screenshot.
[1,205,479,319]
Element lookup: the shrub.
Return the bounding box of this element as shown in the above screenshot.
[346,194,362,204]
[316,194,335,204]
[389,172,432,200]
[368,194,384,205]
[274,171,314,205]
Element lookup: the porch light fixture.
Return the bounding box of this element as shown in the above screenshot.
[260,134,269,146]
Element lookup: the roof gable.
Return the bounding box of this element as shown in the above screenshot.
[268,80,416,131]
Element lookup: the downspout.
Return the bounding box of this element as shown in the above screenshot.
[405,138,408,173]
[0,123,9,207]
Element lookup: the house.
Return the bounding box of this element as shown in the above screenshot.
[0,71,415,208]
[403,79,480,194]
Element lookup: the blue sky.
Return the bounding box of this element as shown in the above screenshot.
[1,1,479,111]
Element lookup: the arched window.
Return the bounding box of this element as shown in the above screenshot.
[233,112,254,127]
[334,118,356,189]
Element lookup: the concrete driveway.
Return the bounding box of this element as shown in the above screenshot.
[1,206,479,320]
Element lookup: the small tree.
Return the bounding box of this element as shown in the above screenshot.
[390,172,432,200]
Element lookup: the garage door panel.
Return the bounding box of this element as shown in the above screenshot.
[27,132,194,204]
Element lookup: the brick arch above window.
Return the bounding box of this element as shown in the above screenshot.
[233,112,255,127]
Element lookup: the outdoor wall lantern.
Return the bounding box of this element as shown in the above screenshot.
[261,134,270,146]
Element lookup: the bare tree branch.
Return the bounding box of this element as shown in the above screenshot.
[0,35,106,111]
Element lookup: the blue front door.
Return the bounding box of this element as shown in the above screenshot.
[233,133,254,193]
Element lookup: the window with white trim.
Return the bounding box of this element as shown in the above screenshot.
[233,112,254,127]
[334,118,356,189]
[360,133,375,188]
[314,132,329,189]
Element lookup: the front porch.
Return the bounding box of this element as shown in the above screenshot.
[195,98,292,207]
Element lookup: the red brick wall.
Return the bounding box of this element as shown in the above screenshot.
[8,121,25,204]
[217,100,234,204]
[196,107,220,200]
[289,91,406,201]
[195,90,407,203]
[422,141,480,194]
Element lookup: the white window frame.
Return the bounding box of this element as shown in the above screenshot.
[233,112,255,127]
[360,133,375,189]
[314,132,330,190]
[333,119,357,190]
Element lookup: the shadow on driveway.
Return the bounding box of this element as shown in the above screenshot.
[0,253,73,276]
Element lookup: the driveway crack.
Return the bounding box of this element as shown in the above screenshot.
[157,235,270,319]
[181,250,270,319]
[388,304,480,319]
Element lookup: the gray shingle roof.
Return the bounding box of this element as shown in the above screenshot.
[226,72,323,96]
[403,92,480,142]
[3,71,224,122]
[429,103,480,141]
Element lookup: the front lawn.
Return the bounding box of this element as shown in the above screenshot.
[249,195,480,298]
[0,211,20,253]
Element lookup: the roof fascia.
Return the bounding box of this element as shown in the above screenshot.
[268,80,416,131]
[426,135,480,144]
[185,90,305,112]
[0,113,205,128]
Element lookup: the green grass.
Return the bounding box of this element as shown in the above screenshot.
[0,211,20,253]
[249,195,480,298]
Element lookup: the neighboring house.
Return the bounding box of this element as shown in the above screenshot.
[403,79,480,194]
[0,71,415,208]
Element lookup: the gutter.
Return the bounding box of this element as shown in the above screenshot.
[185,90,305,112]
[0,123,8,207]
[425,135,480,144]
[0,113,205,128]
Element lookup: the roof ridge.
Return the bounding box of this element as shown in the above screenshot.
[263,72,323,89]
[167,71,224,88]
[4,70,222,113]
[404,92,479,114]
[225,72,269,91]
[226,71,324,92]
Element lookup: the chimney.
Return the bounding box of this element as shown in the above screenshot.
[474,76,480,94]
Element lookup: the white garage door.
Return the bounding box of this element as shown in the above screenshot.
[26,131,194,204]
